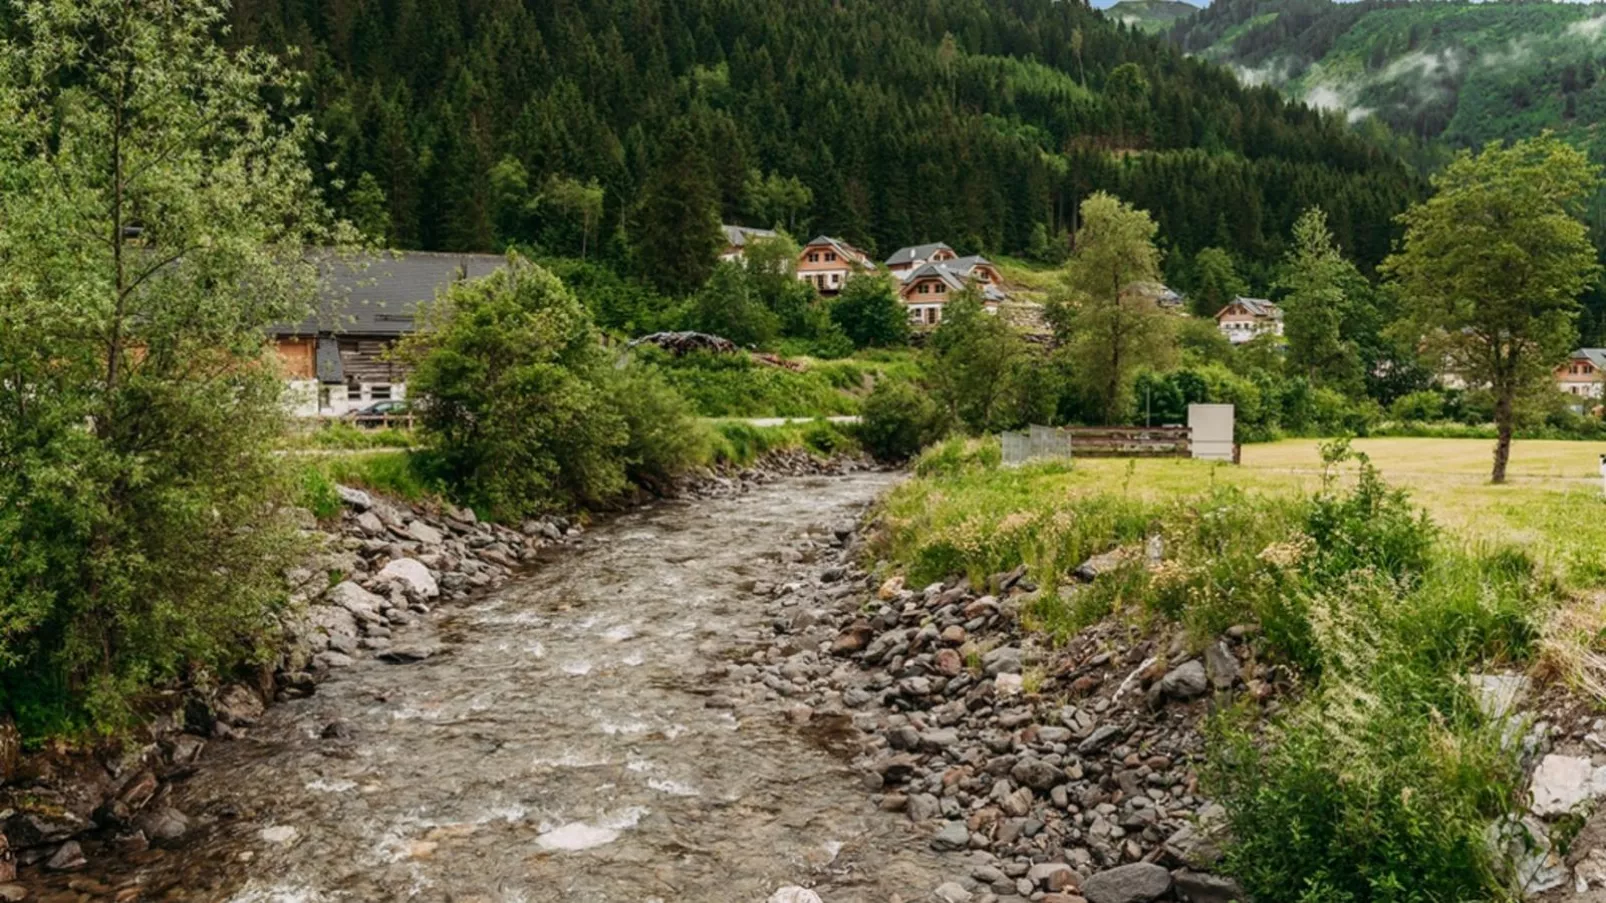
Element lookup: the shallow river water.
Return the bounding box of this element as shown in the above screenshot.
[24,473,960,903]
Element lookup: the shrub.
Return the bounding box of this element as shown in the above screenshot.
[402,256,632,518]
[608,364,705,486]
[830,274,910,348]
[1390,389,1446,422]
[859,380,947,461]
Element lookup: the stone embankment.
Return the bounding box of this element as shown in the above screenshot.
[733,536,1261,903]
[740,519,1606,903]
[0,448,869,896]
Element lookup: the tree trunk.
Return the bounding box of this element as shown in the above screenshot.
[1491,388,1514,484]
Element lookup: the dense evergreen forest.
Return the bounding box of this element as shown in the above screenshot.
[228,0,1419,284]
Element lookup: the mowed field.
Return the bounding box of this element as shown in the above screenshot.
[1056,438,1606,582]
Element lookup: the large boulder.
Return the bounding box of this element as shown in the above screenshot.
[1081,862,1172,903]
[1529,754,1606,816]
[335,485,372,510]
[306,604,358,640]
[377,558,439,599]
[406,520,444,545]
[326,581,387,624]
[1160,660,1208,700]
[214,684,264,727]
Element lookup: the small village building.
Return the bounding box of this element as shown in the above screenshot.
[796,235,875,295]
[270,251,505,417]
[1215,297,1283,345]
[719,224,778,262]
[897,255,1007,326]
[1557,348,1606,401]
[884,242,957,276]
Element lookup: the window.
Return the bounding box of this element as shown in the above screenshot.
[346,384,362,401]
[371,385,393,401]
[829,273,839,286]
[806,252,819,263]
[927,308,939,324]
[825,251,837,262]
[935,283,946,293]
[917,283,928,295]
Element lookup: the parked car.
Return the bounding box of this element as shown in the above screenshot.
[346,399,411,427]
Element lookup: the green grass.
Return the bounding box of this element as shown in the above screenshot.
[872,436,1565,902]
[650,348,924,418]
[283,422,417,451]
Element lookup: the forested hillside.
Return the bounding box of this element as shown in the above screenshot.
[228,0,1417,283]
[1173,0,1606,157]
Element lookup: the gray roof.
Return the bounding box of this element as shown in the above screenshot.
[904,257,1007,302]
[804,235,875,268]
[722,224,777,248]
[271,251,507,338]
[885,242,955,266]
[1224,296,1282,320]
[1572,348,1606,368]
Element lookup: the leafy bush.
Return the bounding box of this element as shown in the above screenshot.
[1390,389,1446,422]
[404,256,700,519]
[858,380,948,461]
[830,274,910,348]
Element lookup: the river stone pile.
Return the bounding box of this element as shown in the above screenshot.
[730,534,1285,903]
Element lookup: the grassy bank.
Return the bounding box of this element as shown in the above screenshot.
[293,418,861,520]
[644,348,923,418]
[869,436,1598,901]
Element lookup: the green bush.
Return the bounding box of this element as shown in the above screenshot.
[858,380,947,461]
[403,256,683,518]
[1390,389,1446,422]
[608,364,706,485]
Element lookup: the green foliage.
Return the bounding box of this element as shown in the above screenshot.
[1051,193,1175,424]
[233,0,1420,275]
[687,263,781,348]
[1279,207,1366,391]
[858,380,948,462]
[830,274,911,349]
[1385,135,1601,482]
[404,256,649,518]
[0,0,343,738]
[607,365,706,485]
[930,294,1057,432]
[1186,246,1246,317]
[644,350,862,418]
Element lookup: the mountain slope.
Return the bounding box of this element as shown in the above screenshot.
[229,0,1417,275]
[1106,0,1203,34]
[1172,0,1606,154]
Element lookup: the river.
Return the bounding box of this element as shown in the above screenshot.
[20,472,961,903]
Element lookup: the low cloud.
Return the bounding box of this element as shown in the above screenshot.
[1567,14,1606,40]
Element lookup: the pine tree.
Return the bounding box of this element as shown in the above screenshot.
[630,118,722,295]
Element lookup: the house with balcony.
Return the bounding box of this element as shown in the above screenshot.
[1215,297,1283,345]
[1557,348,1606,405]
[897,255,1008,326]
[270,251,505,417]
[796,235,875,295]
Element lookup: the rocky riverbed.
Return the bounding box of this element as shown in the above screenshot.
[10,462,1606,903]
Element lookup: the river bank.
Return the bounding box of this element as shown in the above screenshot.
[2,451,876,902]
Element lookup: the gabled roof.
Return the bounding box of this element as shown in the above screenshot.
[722,224,777,248]
[1216,296,1282,321]
[803,235,875,268]
[1571,348,1606,369]
[270,251,507,338]
[885,241,955,266]
[903,257,1008,303]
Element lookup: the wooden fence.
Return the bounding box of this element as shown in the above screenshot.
[1001,425,1193,466]
[1062,426,1191,458]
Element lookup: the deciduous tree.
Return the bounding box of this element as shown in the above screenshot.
[0,0,343,734]
[1384,135,1601,483]
[1050,193,1174,424]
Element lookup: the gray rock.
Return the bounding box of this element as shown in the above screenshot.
[1173,870,1244,903]
[137,807,189,843]
[336,485,373,510]
[0,884,26,902]
[307,604,359,639]
[1467,673,1529,720]
[766,888,822,903]
[1203,642,1241,690]
[1074,550,1127,582]
[1529,754,1606,816]
[1081,863,1172,903]
[908,793,942,822]
[326,581,387,624]
[983,646,1023,676]
[1160,660,1208,700]
[406,520,444,545]
[932,820,971,851]
[1028,862,1079,891]
[1011,757,1064,791]
[44,840,85,872]
[378,643,440,664]
[933,882,972,903]
[354,511,386,537]
[1078,725,1124,755]
[377,557,439,598]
